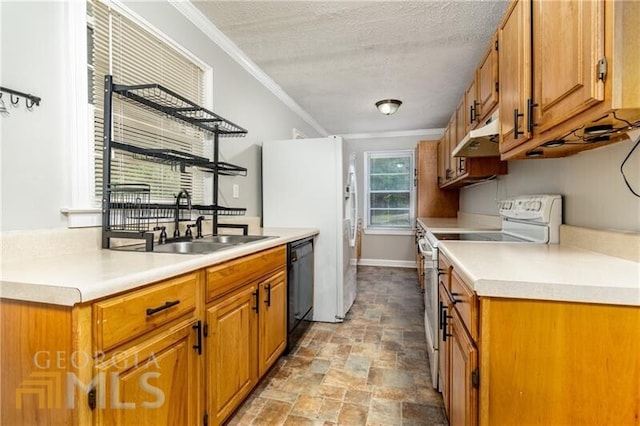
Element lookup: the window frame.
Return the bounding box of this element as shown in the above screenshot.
[61,0,213,227]
[363,149,416,232]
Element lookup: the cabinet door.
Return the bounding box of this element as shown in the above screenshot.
[449,309,478,426]
[437,138,446,186]
[94,319,201,426]
[444,123,453,181]
[438,282,451,414]
[206,284,258,425]
[532,0,604,134]
[454,101,466,177]
[499,0,532,154]
[477,34,499,123]
[464,78,478,132]
[259,270,287,376]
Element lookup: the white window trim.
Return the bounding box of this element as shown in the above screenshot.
[61,0,213,228]
[363,149,416,233]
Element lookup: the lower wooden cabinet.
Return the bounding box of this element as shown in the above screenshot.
[449,309,477,426]
[94,319,202,426]
[206,283,259,425]
[258,270,287,377]
[1,245,289,426]
[438,251,640,426]
[438,282,451,415]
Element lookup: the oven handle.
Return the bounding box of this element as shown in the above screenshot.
[417,238,433,257]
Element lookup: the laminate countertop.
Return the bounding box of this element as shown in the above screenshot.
[439,241,640,307]
[0,227,317,306]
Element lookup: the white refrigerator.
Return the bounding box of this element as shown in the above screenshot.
[262,136,357,323]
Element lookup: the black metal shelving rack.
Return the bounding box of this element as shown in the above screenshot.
[101,75,248,251]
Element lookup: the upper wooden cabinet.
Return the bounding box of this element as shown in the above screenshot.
[476,33,499,125]
[415,140,458,218]
[499,0,640,159]
[436,28,507,191]
[454,100,467,176]
[532,0,604,134]
[498,0,532,154]
[465,33,499,133]
[464,79,478,133]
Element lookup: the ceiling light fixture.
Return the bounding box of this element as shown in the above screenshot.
[375,99,402,115]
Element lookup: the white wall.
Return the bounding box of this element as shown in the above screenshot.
[0,2,70,231]
[0,1,321,232]
[460,132,640,232]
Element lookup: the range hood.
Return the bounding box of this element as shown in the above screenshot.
[452,110,500,157]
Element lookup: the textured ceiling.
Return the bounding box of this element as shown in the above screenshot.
[194,1,509,135]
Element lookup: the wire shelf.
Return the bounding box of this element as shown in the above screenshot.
[111,141,248,177]
[107,184,151,232]
[112,83,248,137]
[193,204,247,216]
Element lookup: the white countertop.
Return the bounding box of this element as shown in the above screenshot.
[439,242,640,306]
[0,227,317,306]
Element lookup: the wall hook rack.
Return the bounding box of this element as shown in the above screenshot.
[0,86,41,109]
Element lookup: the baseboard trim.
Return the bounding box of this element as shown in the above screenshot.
[358,259,417,268]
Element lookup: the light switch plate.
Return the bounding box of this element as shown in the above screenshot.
[232,184,239,198]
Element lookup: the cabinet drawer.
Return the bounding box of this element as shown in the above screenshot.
[94,272,198,352]
[451,270,478,340]
[206,245,286,302]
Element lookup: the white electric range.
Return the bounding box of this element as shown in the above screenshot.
[419,194,562,390]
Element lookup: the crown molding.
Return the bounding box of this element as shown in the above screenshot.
[336,128,446,140]
[169,0,328,137]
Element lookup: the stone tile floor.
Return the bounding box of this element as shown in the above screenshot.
[227,266,448,426]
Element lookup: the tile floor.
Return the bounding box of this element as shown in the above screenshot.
[227,266,448,426]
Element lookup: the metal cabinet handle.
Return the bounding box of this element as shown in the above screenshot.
[252,289,260,313]
[264,283,272,307]
[527,98,538,132]
[514,108,524,139]
[469,104,475,124]
[442,312,453,342]
[146,300,180,316]
[192,321,202,355]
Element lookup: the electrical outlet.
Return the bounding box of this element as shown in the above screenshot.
[232,184,239,198]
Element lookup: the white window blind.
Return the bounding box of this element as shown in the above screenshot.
[90,0,205,203]
[365,150,415,228]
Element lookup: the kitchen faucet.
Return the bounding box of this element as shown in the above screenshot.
[174,189,191,238]
[195,215,205,239]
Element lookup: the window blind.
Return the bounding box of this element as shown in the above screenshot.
[90,0,206,204]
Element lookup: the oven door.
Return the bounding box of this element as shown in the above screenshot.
[418,238,439,389]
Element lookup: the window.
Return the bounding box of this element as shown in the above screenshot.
[89,0,206,204]
[364,150,415,229]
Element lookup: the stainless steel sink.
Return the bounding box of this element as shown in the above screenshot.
[201,235,273,245]
[150,235,275,254]
[152,241,232,254]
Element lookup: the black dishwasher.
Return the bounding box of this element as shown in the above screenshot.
[287,237,314,353]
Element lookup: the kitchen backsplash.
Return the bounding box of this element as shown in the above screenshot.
[560,225,640,263]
